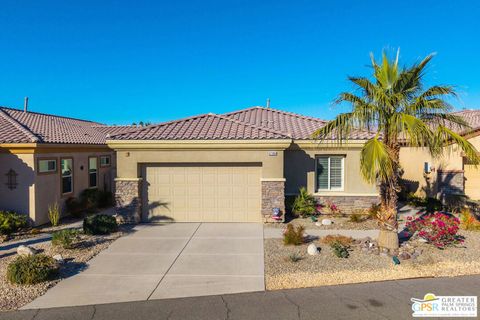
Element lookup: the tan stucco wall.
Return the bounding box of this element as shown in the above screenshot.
[33,150,115,225]
[0,153,36,220]
[399,146,463,197]
[111,140,378,197]
[115,148,285,179]
[284,144,378,196]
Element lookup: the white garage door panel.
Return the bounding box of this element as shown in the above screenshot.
[145,165,262,222]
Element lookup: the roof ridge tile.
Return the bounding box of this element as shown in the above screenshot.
[0,106,102,125]
[224,106,327,123]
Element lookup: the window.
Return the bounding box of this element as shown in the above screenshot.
[38,159,57,173]
[316,156,344,191]
[61,158,73,194]
[88,157,98,188]
[100,155,111,167]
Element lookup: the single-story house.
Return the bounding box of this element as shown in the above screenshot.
[0,106,132,225]
[399,109,480,201]
[108,106,379,223]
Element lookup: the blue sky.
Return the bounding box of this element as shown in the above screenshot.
[1,1,479,125]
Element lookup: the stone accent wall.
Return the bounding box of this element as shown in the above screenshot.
[115,179,142,223]
[262,180,285,222]
[437,170,464,196]
[314,195,379,214]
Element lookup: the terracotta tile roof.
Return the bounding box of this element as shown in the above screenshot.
[451,109,480,134]
[91,125,138,137]
[0,108,39,143]
[111,113,290,140]
[111,106,376,141]
[224,106,376,140]
[224,106,327,139]
[0,107,132,144]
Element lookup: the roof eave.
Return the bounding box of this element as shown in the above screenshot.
[106,139,293,150]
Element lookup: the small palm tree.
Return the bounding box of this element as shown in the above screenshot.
[313,50,479,250]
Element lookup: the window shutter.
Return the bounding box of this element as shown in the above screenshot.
[330,157,343,189]
[317,157,329,190]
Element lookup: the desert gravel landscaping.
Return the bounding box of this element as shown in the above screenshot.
[266,216,378,230]
[265,230,480,290]
[0,230,124,311]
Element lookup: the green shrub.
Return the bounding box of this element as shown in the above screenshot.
[349,212,364,223]
[292,187,317,217]
[283,224,305,245]
[65,197,84,218]
[330,241,350,258]
[83,214,118,235]
[406,195,443,213]
[52,229,79,249]
[286,253,303,263]
[7,254,58,285]
[0,211,28,235]
[460,208,480,231]
[48,203,60,227]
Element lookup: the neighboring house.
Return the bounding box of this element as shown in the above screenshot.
[0,107,132,225]
[399,109,480,201]
[108,106,379,223]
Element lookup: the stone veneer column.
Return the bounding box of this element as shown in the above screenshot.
[114,178,142,223]
[261,179,286,222]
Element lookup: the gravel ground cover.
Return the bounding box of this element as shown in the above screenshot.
[266,216,378,230]
[265,230,480,290]
[0,230,124,311]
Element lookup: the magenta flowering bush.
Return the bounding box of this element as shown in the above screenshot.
[405,212,463,249]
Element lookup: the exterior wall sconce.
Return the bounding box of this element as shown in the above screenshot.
[5,169,18,190]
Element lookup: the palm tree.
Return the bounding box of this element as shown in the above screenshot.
[313,50,479,250]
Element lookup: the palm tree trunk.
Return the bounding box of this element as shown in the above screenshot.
[378,142,400,251]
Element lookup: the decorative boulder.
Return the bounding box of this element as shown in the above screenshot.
[307,243,319,255]
[17,245,37,257]
[399,252,411,260]
[321,219,333,226]
[315,221,322,227]
[53,254,64,264]
[114,214,126,225]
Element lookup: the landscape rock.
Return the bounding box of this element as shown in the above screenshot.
[114,214,126,225]
[17,245,37,257]
[307,243,319,255]
[399,252,411,260]
[321,219,333,226]
[315,221,322,227]
[53,254,64,263]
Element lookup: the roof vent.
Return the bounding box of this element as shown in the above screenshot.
[24,97,29,112]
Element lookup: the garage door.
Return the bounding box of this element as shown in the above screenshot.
[464,164,480,200]
[143,164,262,222]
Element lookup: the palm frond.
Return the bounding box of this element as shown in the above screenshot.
[393,53,434,95]
[360,137,394,183]
[311,112,356,142]
[434,125,480,164]
[420,85,456,99]
[392,113,433,147]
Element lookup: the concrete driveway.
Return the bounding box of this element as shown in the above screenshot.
[25,223,265,309]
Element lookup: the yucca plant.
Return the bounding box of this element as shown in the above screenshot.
[48,203,60,227]
[313,50,480,249]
